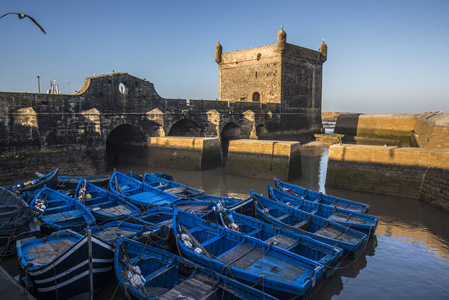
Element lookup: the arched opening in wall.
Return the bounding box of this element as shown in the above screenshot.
[256,125,268,140]
[167,119,203,137]
[220,122,241,165]
[106,124,148,167]
[252,92,260,102]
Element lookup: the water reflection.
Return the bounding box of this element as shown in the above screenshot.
[111,147,449,299]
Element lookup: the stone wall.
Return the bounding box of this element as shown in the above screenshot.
[334,114,419,142]
[0,146,105,186]
[419,168,449,211]
[327,144,449,211]
[226,139,301,181]
[147,137,221,170]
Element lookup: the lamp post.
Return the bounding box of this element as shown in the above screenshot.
[37,76,40,93]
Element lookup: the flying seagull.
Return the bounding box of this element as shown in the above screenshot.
[0,12,46,34]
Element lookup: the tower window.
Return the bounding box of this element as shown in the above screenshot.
[252,92,260,102]
[255,72,258,78]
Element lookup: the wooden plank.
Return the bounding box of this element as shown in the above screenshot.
[265,234,297,249]
[27,240,75,266]
[315,226,359,243]
[159,274,214,300]
[246,254,306,283]
[219,244,264,269]
[97,205,131,216]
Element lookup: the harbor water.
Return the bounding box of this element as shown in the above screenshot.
[2,145,449,299]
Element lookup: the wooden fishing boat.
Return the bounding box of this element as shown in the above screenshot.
[115,237,279,300]
[268,185,378,235]
[248,191,368,257]
[30,187,96,232]
[129,207,175,227]
[75,179,141,221]
[56,174,111,189]
[128,171,173,182]
[109,171,179,208]
[5,168,59,194]
[191,194,247,206]
[17,229,114,300]
[173,209,325,299]
[274,178,370,213]
[142,172,203,199]
[202,203,344,277]
[0,187,40,256]
[83,221,161,246]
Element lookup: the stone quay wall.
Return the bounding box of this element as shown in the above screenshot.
[327,144,449,211]
[147,137,221,171]
[226,139,301,181]
[0,146,105,186]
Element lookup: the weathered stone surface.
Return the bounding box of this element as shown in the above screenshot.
[226,139,301,181]
[147,137,220,170]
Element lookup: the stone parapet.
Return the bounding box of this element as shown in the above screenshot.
[226,139,301,181]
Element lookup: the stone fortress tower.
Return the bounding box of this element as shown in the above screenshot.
[215,27,327,132]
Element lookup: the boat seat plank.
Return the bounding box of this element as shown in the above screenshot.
[159,273,214,300]
[246,254,306,283]
[164,187,186,194]
[292,220,310,230]
[178,205,209,212]
[219,244,264,270]
[329,213,367,224]
[95,205,132,216]
[93,227,137,242]
[265,234,297,249]
[276,213,291,221]
[315,226,359,243]
[43,209,86,222]
[27,239,75,266]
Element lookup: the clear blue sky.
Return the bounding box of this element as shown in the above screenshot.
[1,0,448,114]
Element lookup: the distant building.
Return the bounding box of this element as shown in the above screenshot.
[215,27,327,111]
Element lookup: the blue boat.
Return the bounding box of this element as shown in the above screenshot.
[5,168,59,194]
[109,171,180,208]
[191,194,247,206]
[142,172,203,199]
[268,185,378,235]
[0,187,40,256]
[128,171,173,182]
[248,191,368,257]
[173,209,325,299]
[274,178,370,213]
[56,174,111,189]
[75,179,141,221]
[115,237,279,300]
[17,229,114,300]
[202,203,344,277]
[128,207,175,227]
[30,187,96,232]
[83,221,161,246]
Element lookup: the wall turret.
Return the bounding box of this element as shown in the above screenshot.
[215,41,222,64]
[319,39,327,62]
[277,26,287,53]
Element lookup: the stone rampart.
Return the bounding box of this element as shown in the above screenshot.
[226,139,301,180]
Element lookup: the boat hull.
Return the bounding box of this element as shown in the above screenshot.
[17,230,114,300]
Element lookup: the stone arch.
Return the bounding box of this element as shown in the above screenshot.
[256,124,268,139]
[106,124,149,167]
[167,118,204,137]
[220,122,242,164]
